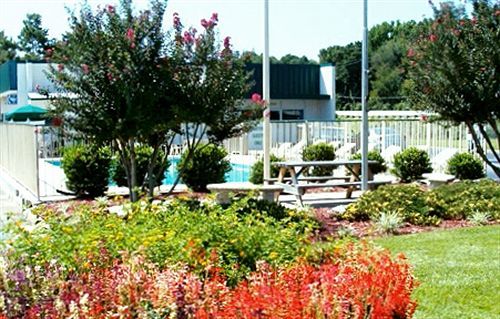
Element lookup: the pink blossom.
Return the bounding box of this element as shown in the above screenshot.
[173,12,181,28]
[201,18,209,28]
[107,72,114,81]
[496,10,500,17]
[406,48,415,58]
[45,48,53,56]
[211,12,218,22]
[106,4,115,14]
[429,34,437,42]
[223,36,231,49]
[57,64,64,72]
[81,64,90,74]
[183,31,194,44]
[251,93,266,106]
[126,28,135,42]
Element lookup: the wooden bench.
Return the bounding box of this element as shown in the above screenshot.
[207,182,284,204]
[279,180,391,196]
[422,173,455,189]
[265,176,351,184]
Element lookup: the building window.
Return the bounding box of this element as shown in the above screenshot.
[270,110,280,120]
[282,109,304,120]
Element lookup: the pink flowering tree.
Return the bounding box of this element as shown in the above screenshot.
[165,12,261,190]
[47,0,175,201]
[406,0,500,177]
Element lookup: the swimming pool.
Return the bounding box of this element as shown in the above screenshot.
[47,157,251,184]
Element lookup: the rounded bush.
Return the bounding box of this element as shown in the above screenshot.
[392,147,432,182]
[302,142,336,176]
[350,150,387,175]
[446,152,485,180]
[249,154,284,184]
[178,143,231,192]
[112,145,168,188]
[61,144,111,198]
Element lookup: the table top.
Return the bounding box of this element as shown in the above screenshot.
[273,160,378,168]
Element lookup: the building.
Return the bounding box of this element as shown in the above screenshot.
[0,61,56,118]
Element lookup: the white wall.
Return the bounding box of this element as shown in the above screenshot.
[319,64,335,120]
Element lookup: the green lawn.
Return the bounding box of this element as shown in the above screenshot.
[375,225,500,319]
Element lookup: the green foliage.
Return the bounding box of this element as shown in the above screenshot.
[350,150,387,175]
[0,31,17,63]
[2,197,317,284]
[111,145,168,188]
[344,184,440,226]
[249,154,284,184]
[393,147,432,182]
[447,152,485,180]
[375,211,403,234]
[467,211,491,226]
[178,143,230,192]
[406,0,500,178]
[426,180,500,220]
[61,144,111,198]
[17,13,53,60]
[302,142,336,176]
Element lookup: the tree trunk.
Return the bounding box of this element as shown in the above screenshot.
[478,123,500,164]
[129,138,139,202]
[466,121,500,178]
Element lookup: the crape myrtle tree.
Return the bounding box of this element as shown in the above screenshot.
[48,0,260,200]
[165,12,261,191]
[406,0,500,178]
[48,0,175,201]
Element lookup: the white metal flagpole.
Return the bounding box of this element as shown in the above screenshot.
[263,0,271,184]
[361,0,369,191]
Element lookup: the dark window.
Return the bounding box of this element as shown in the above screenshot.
[282,109,304,120]
[270,111,280,120]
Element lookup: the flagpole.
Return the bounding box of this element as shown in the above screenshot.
[361,0,369,191]
[263,0,271,184]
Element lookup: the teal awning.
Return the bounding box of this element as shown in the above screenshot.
[5,104,47,121]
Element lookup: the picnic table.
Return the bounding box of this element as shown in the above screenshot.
[272,160,388,206]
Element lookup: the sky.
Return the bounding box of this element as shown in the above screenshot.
[0,0,464,61]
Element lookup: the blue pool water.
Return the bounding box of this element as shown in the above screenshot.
[47,158,251,184]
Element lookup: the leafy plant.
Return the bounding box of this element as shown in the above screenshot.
[426,179,500,220]
[447,152,485,180]
[350,149,388,175]
[302,142,336,176]
[177,143,231,192]
[61,144,111,198]
[467,211,491,226]
[111,144,168,189]
[249,154,285,184]
[375,211,403,234]
[392,147,432,182]
[344,184,440,226]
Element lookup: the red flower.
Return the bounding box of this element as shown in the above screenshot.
[406,48,415,58]
[45,48,53,56]
[223,36,231,50]
[251,93,266,107]
[106,4,114,14]
[429,34,437,42]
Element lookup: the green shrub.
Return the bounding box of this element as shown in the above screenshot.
[350,150,387,175]
[302,142,336,176]
[343,184,440,226]
[426,179,500,220]
[178,143,231,192]
[446,152,485,180]
[392,147,432,182]
[111,145,168,188]
[249,154,284,184]
[61,144,111,198]
[3,197,317,284]
[375,211,403,234]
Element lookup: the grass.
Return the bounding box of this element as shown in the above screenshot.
[375,225,500,319]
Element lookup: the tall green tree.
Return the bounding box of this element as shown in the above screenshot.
[18,13,54,60]
[0,31,17,63]
[406,0,500,177]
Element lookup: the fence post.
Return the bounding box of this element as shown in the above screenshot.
[426,122,431,153]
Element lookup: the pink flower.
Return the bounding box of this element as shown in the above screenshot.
[201,18,209,28]
[251,93,266,106]
[211,12,218,22]
[126,28,135,42]
[223,36,231,49]
[45,48,53,56]
[57,64,64,72]
[183,31,194,44]
[173,12,181,28]
[106,4,115,14]
[429,34,437,42]
[107,72,114,81]
[81,64,90,74]
[406,48,415,58]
